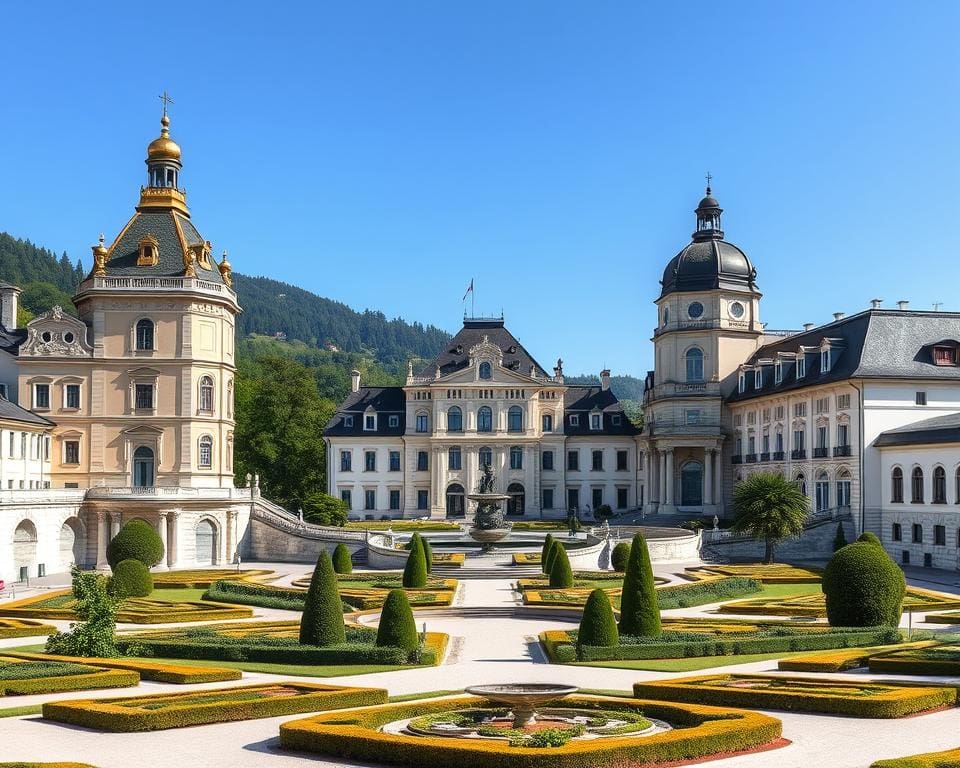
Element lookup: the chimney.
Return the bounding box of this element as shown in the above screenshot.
[600,369,611,391]
[897,300,909,311]
[833,312,845,321]
[870,298,883,309]
[803,323,814,331]
[350,369,361,393]
[0,284,21,330]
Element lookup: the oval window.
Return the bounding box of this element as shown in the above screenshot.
[688,301,704,319]
[64,332,75,343]
[729,301,745,319]
[41,331,52,343]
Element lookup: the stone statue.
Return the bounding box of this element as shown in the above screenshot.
[472,463,506,531]
[477,462,497,494]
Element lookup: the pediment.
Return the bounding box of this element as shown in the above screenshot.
[440,362,542,386]
[19,307,93,357]
[122,424,164,436]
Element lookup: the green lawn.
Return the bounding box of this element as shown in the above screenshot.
[387,689,463,702]
[148,588,208,603]
[0,704,42,718]
[748,582,822,600]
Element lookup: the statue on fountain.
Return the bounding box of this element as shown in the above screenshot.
[473,463,507,530]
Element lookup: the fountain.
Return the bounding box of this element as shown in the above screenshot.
[466,463,512,547]
[464,683,579,728]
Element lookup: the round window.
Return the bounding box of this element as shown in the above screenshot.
[688,301,704,319]
[729,301,745,319]
[41,331,51,343]
[64,332,74,343]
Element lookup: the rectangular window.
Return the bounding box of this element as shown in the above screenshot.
[542,488,554,509]
[340,450,352,472]
[567,450,579,471]
[65,384,81,409]
[837,393,850,409]
[590,413,601,430]
[389,451,401,472]
[592,450,603,471]
[617,487,628,509]
[775,405,785,420]
[0,383,7,399]
[934,346,956,365]
[448,446,461,470]
[934,524,946,546]
[793,402,807,417]
[592,488,603,509]
[815,480,829,512]
[34,383,50,409]
[417,490,429,510]
[817,426,828,449]
[916,391,927,406]
[762,433,770,454]
[569,414,580,427]
[542,414,553,432]
[616,450,628,471]
[388,415,399,428]
[542,450,554,471]
[509,448,523,470]
[912,523,923,543]
[134,383,154,410]
[417,450,428,472]
[64,440,80,465]
[892,522,902,541]
[837,423,849,447]
[389,489,401,510]
[816,397,830,414]
[364,450,376,472]
[340,489,352,509]
[344,415,354,428]
[685,409,701,425]
[821,349,831,372]
[797,356,806,378]
[7,431,12,458]
[364,414,376,431]
[611,414,622,426]
[364,490,376,510]
[416,414,428,433]
[774,362,782,384]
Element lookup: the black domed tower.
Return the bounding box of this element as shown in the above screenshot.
[641,184,763,518]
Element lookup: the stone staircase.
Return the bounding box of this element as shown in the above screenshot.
[433,563,541,580]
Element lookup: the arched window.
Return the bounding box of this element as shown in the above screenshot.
[477,406,492,432]
[507,482,525,515]
[795,472,807,496]
[195,518,217,565]
[933,466,947,503]
[478,446,492,468]
[199,376,214,413]
[891,467,904,503]
[815,471,830,512]
[446,483,465,516]
[509,446,523,470]
[133,446,155,488]
[685,347,704,383]
[135,319,154,351]
[507,406,523,432]
[479,361,492,380]
[911,467,924,503]
[836,469,852,509]
[447,406,463,432]
[542,413,553,432]
[198,435,213,469]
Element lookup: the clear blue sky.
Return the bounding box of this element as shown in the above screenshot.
[2,2,958,377]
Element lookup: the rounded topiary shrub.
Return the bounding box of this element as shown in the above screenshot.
[108,558,153,598]
[857,532,882,546]
[611,541,631,572]
[541,534,555,574]
[618,533,661,637]
[822,539,905,627]
[577,588,619,648]
[106,519,164,569]
[402,535,428,588]
[549,543,574,588]
[332,543,353,575]
[299,549,346,646]
[376,589,418,652]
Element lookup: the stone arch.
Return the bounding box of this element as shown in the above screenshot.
[507,482,525,515]
[13,519,38,578]
[680,460,703,506]
[446,483,465,517]
[194,517,219,565]
[59,516,85,568]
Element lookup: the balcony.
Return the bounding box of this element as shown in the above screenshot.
[731,455,743,465]
[833,445,852,457]
[644,381,722,403]
[745,454,758,463]
[791,449,807,460]
[813,447,830,458]
[772,451,785,461]
[760,452,770,462]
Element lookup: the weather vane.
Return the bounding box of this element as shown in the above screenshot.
[705,171,713,190]
[159,91,174,117]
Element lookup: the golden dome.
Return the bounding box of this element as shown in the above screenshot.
[147,115,182,162]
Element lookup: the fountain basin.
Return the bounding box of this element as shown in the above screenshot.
[465,683,579,728]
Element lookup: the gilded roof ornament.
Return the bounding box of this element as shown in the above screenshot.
[91,233,108,277]
[218,249,233,287]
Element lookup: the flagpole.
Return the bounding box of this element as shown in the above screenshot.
[471,280,475,318]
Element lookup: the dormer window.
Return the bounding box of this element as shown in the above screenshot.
[363,412,377,431]
[344,415,354,428]
[738,372,746,393]
[590,412,601,430]
[774,361,782,385]
[797,355,806,378]
[569,414,580,427]
[821,349,831,373]
[137,234,159,266]
[479,361,492,380]
[754,369,762,389]
[933,346,958,366]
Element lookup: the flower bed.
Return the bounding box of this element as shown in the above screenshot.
[720,586,960,617]
[432,553,465,566]
[116,622,448,667]
[0,591,253,623]
[278,694,783,768]
[42,682,387,732]
[683,564,822,584]
[512,552,540,566]
[152,568,274,588]
[0,658,139,695]
[777,641,934,673]
[871,747,960,767]
[0,619,57,639]
[868,644,960,676]
[541,623,901,663]
[632,674,956,717]
[2,652,241,684]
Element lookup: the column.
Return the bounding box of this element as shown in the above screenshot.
[665,449,675,507]
[110,512,121,539]
[228,510,239,563]
[659,452,667,505]
[95,511,109,570]
[704,449,714,506]
[167,510,180,569]
[713,449,723,512]
[155,512,169,570]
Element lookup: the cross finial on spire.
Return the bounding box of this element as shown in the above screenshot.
[159,91,174,117]
[705,171,713,194]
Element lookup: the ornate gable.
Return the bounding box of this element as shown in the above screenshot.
[19,307,93,357]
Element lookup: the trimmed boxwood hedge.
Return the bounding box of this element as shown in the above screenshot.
[822,537,906,627]
[0,619,57,639]
[632,674,957,718]
[870,747,960,768]
[868,647,960,676]
[42,682,388,732]
[0,665,139,696]
[3,652,241,684]
[278,694,783,768]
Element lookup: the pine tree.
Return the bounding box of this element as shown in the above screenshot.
[299,549,346,646]
[618,533,661,637]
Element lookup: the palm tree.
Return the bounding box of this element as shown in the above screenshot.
[730,472,810,564]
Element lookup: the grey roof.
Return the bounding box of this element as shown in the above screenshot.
[0,326,26,354]
[417,319,549,379]
[0,397,55,427]
[726,310,960,403]
[103,210,225,284]
[563,386,639,436]
[875,412,960,447]
[323,387,406,436]
[660,238,757,297]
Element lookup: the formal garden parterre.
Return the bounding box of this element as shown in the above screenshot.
[870,747,960,768]
[0,657,139,695]
[0,590,253,623]
[0,619,57,639]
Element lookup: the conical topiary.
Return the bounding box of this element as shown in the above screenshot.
[833,522,848,552]
[332,543,353,574]
[549,543,574,588]
[299,549,346,646]
[577,588,619,648]
[402,535,428,588]
[618,533,661,637]
[376,589,419,652]
[544,538,561,577]
[541,534,555,574]
[418,534,434,574]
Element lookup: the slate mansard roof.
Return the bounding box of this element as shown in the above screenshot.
[564,386,639,436]
[417,319,550,379]
[726,310,960,403]
[875,412,960,448]
[323,387,406,436]
[0,396,55,427]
